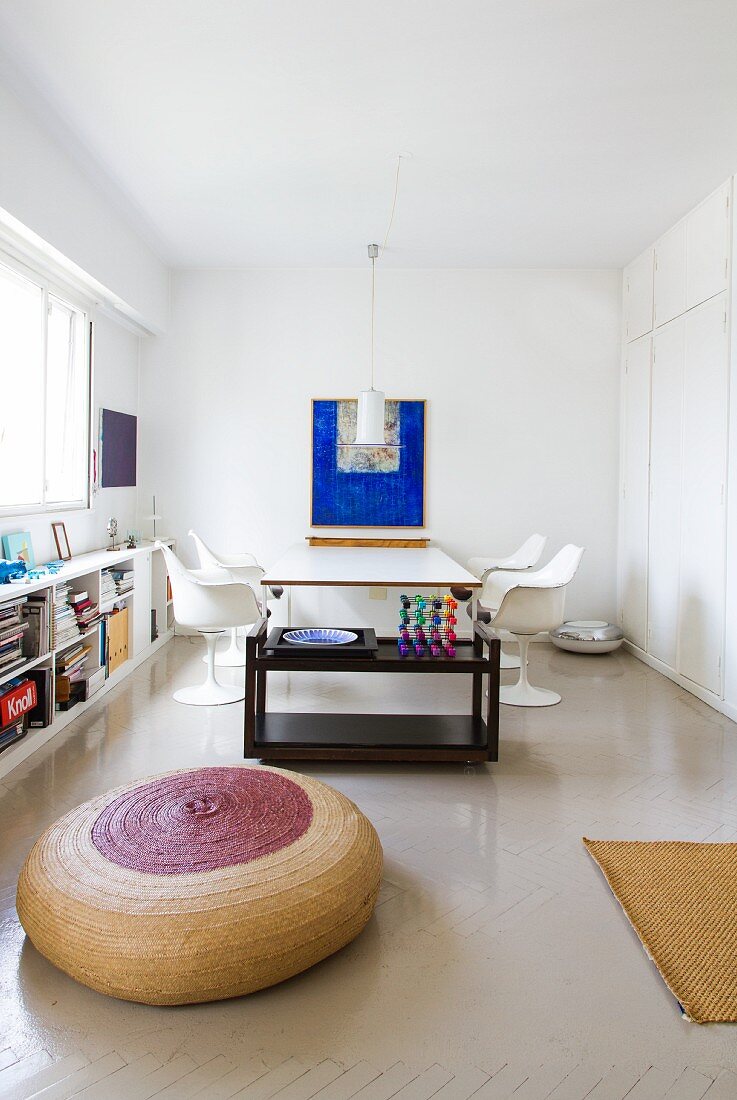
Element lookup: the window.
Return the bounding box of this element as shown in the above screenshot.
[0,256,91,515]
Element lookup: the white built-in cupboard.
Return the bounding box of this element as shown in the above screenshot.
[620,178,732,708]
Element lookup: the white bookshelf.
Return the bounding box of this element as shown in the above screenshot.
[0,541,174,779]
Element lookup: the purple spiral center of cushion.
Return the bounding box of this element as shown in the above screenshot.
[91,768,313,874]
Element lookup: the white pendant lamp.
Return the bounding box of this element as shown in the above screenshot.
[342,156,407,449]
[351,244,397,447]
[355,387,387,446]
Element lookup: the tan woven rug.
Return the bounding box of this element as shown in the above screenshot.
[584,838,737,1023]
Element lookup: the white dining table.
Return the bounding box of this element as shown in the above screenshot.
[260,544,481,630]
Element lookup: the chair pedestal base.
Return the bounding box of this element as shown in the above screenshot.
[177,632,245,707]
[499,634,560,708]
[500,648,521,670]
[499,682,560,707]
[174,682,245,706]
[202,627,247,668]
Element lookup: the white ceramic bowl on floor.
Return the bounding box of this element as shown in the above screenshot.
[550,620,623,654]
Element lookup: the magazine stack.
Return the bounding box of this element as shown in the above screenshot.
[52,582,82,651]
[0,598,29,676]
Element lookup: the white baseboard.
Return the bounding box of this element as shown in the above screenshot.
[622,640,735,724]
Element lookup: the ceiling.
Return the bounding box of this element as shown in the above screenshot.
[1,0,736,269]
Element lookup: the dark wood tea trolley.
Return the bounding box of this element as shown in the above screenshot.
[243,619,500,763]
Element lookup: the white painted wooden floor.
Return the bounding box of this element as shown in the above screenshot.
[2,636,737,1097]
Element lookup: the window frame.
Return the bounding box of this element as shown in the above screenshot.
[0,249,94,520]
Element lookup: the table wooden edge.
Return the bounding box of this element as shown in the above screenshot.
[258,578,482,587]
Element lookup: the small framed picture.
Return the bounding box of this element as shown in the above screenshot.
[51,522,72,561]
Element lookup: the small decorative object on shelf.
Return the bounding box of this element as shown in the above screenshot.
[21,561,64,584]
[145,494,162,540]
[2,531,35,567]
[51,522,71,562]
[0,560,27,585]
[397,593,458,658]
[126,531,137,549]
[106,517,118,552]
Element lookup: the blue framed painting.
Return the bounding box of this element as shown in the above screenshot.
[311,399,426,527]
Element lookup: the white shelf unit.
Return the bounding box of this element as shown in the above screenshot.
[0,541,174,779]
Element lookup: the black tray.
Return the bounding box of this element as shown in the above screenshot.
[264,627,378,659]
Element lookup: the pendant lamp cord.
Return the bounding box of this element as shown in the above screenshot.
[380,155,404,256]
[370,252,376,390]
[369,153,404,391]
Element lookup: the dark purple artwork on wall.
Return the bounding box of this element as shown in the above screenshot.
[100,409,137,487]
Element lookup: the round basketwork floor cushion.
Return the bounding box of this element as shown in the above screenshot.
[16,765,382,1005]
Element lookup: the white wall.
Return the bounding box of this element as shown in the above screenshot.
[140,268,621,624]
[0,79,168,333]
[0,68,168,568]
[0,313,140,566]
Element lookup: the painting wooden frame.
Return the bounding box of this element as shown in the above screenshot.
[310,398,426,528]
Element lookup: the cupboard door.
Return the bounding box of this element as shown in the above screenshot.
[624,248,654,341]
[654,221,687,327]
[132,552,152,657]
[686,180,731,310]
[648,319,684,669]
[620,336,651,650]
[678,295,728,694]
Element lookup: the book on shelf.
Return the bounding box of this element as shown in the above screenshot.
[0,618,29,673]
[101,570,118,603]
[56,644,92,673]
[99,616,108,672]
[0,597,28,661]
[0,676,37,727]
[0,595,28,618]
[77,666,106,701]
[56,658,100,709]
[0,718,26,754]
[52,582,83,649]
[22,590,51,657]
[71,595,102,632]
[0,646,26,673]
[56,663,91,703]
[27,667,52,728]
[111,569,135,596]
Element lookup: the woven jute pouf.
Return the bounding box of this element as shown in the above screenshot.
[17,765,382,1005]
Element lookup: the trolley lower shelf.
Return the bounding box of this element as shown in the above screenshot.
[244,622,500,763]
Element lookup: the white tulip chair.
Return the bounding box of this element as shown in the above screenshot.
[158,543,261,706]
[482,544,585,707]
[467,533,547,583]
[188,530,277,668]
[463,534,547,670]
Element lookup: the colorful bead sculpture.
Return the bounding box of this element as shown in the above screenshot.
[397,594,458,659]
